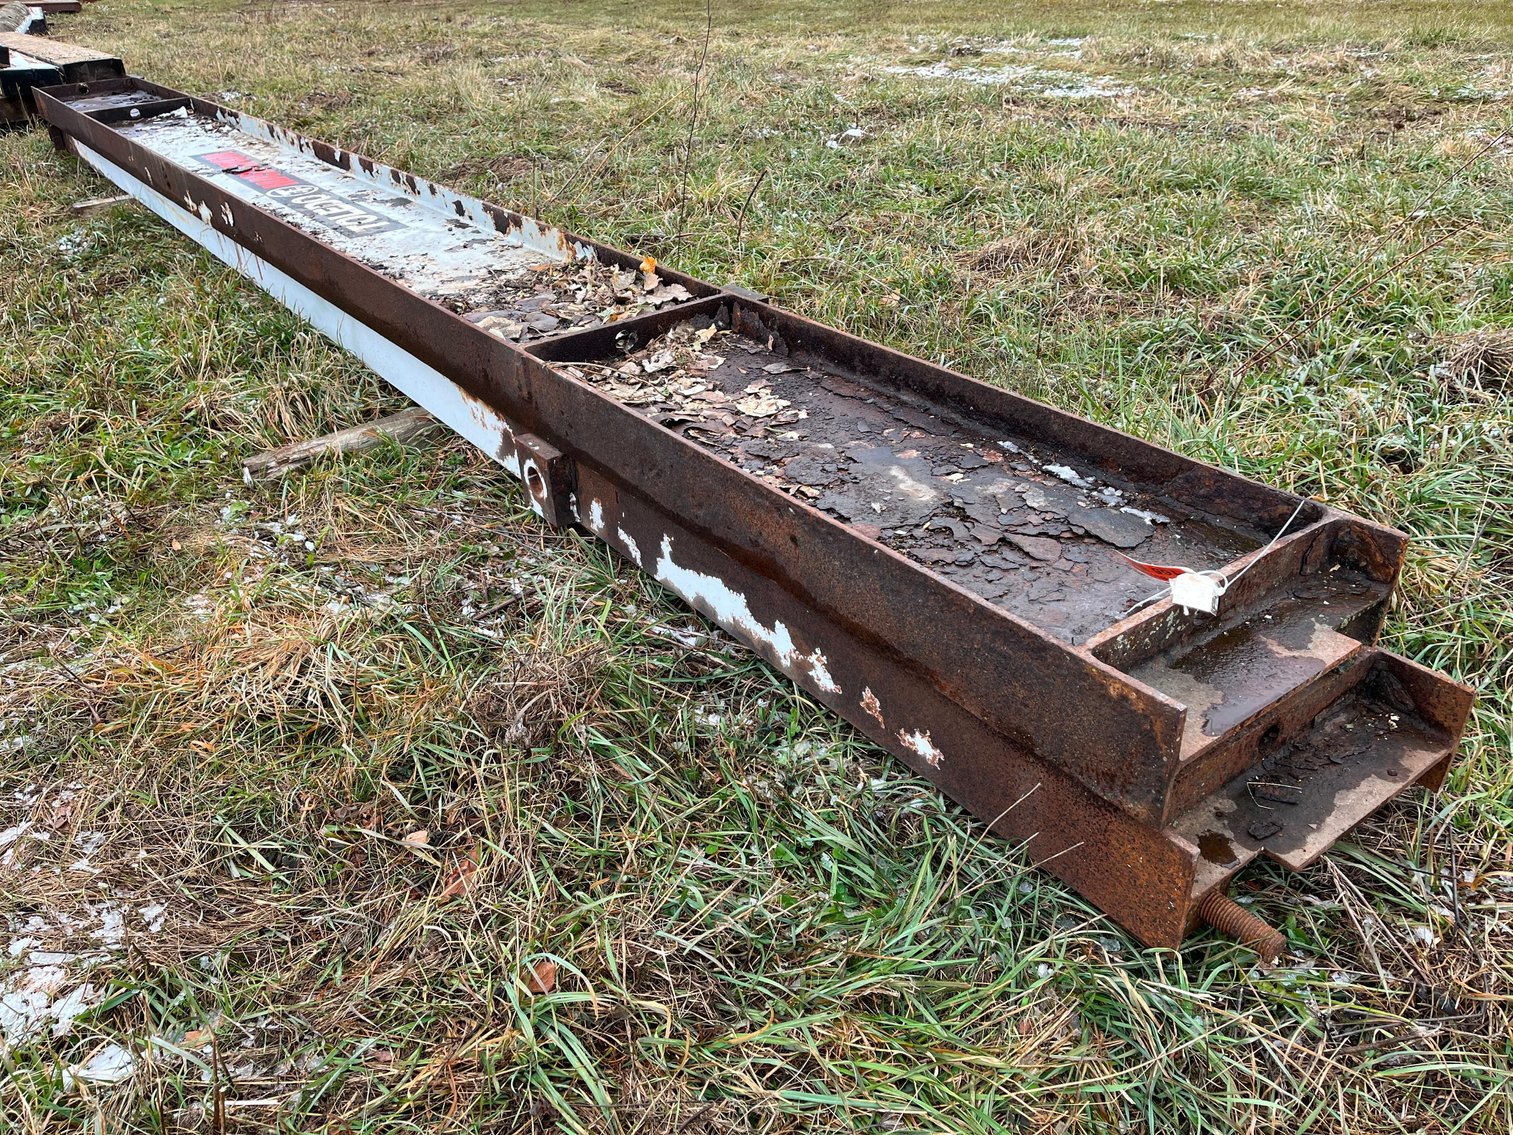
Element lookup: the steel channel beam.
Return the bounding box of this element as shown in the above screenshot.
[34,77,1472,950]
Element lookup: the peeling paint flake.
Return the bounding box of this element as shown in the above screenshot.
[654,535,839,695]
[898,727,945,768]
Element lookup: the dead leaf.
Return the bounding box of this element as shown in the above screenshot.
[401,829,430,849]
[735,394,790,417]
[524,959,557,995]
[439,856,478,898]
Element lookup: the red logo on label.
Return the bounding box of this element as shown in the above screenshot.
[199,150,300,191]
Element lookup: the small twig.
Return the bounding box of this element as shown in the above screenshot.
[674,0,714,237]
[241,407,441,481]
[733,167,767,248]
[70,193,134,216]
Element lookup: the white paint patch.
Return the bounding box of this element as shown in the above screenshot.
[653,535,839,696]
[861,687,886,730]
[897,727,945,768]
[807,651,840,695]
[587,499,606,532]
[617,527,642,567]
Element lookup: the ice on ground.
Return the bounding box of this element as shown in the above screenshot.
[882,60,1130,98]
[62,1042,136,1088]
[2,786,171,1046]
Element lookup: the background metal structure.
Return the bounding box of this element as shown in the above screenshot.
[36,76,1474,955]
[0,26,120,125]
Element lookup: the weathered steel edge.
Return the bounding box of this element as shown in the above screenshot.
[55,75,721,297]
[47,113,1203,948]
[36,81,1199,828]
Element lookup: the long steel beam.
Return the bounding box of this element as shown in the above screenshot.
[36,77,1473,954]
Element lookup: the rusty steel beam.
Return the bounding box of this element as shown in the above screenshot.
[35,76,1474,953]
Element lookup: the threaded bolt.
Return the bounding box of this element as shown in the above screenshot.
[1198,890,1287,962]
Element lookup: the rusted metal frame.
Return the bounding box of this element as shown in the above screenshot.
[209,88,715,296]
[1177,651,1472,920]
[572,465,1201,948]
[41,76,717,296]
[34,84,1207,946]
[36,82,1193,830]
[34,79,1475,951]
[51,143,1196,942]
[526,296,1196,821]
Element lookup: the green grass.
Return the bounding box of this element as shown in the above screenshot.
[1,1,1510,1132]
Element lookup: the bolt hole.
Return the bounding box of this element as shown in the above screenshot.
[1259,724,1282,753]
[524,464,546,499]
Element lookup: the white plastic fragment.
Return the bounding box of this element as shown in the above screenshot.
[1169,571,1224,616]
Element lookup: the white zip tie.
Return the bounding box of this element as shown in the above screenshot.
[1117,496,1312,618]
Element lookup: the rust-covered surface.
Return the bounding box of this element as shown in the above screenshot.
[35,75,1474,953]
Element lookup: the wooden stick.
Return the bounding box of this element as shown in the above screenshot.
[242,408,441,482]
[71,193,134,216]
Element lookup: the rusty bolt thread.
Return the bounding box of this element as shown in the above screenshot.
[1198,891,1287,962]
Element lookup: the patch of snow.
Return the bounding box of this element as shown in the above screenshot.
[883,60,1129,98]
[63,1043,136,1088]
[1120,506,1171,524]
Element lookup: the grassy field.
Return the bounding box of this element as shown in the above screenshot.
[2,0,1511,1131]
